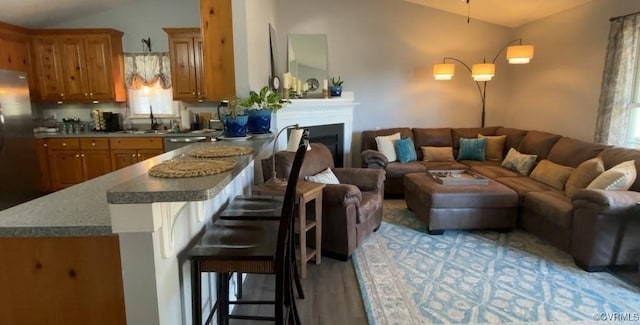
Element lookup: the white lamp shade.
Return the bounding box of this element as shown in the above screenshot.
[506,45,534,64]
[433,63,455,80]
[472,63,495,81]
[286,128,304,152]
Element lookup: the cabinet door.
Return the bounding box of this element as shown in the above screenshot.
[110,149,138,170]
[0,37,29,72]
[59,36,90,100]
[34,139,52,192]
[49,150,84,190]
[82,150,112,181]
[168,36,198,100]
[84,35,114,100]
[200,0,236,101]
[136,149,163,162]
[32,37,65,101]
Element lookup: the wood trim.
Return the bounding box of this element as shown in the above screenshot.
[32,28,124,37]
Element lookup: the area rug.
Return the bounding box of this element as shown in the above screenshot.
[353,200,640,324]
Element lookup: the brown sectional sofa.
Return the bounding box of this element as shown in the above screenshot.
[361,126,640,271]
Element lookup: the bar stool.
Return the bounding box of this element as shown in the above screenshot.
[188,145,307,325]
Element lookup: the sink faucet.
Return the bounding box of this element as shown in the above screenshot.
[150,105,160,130]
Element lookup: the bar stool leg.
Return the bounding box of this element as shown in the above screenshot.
[236,272,242,299]
[191,260,202,325]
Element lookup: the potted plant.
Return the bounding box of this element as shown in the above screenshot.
[219,99,249,137]
[330,76,343,97]
[239,85,290,134]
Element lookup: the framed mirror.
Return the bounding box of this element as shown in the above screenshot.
[288,34,328,95]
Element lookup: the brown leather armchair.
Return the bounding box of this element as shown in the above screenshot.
[262,143,386,259]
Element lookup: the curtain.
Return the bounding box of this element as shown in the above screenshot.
[123,52,172,89]
[594,14,640,146]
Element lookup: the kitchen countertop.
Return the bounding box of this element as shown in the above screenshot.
[0,136,272,237]
[33,130,223,138]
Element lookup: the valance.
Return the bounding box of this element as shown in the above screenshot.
[123,52,172,90]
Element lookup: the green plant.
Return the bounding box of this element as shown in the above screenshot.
[238,85,290,111]
[331,76,344,87]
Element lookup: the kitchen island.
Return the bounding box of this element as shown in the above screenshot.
[0,136,272,325]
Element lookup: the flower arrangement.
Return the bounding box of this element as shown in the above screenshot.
[238,85,290,111]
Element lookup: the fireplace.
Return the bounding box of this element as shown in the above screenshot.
[272,93,357,167]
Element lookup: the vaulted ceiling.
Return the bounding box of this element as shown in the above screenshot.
[1,0,594,29]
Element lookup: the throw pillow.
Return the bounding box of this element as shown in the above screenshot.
[478,134,507,161]
[394,137,417,163]
[305,167,340,185]
[375,133,400,162]
[501,148,538,175]
[587,160,637,191]
[529,159,575,191]
[565,157,605,197]
[456,137,487,161]
[421,146,455,162]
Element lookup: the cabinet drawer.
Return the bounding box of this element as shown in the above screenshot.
[47,138,80,150]
[80,138,109,150]
[109,137,163,150]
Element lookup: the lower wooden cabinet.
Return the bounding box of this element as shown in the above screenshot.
[109,137,163,170]
[34,139,52,192]
[47,138,112,190]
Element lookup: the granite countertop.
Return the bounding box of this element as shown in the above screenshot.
[0,137,272,238]
[34,130,223,138]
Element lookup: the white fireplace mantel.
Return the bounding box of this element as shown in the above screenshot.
[272,92,358,167]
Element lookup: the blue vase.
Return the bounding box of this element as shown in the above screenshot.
[247,109,272,134]
[221,115,249,137]
[330,86,342,97]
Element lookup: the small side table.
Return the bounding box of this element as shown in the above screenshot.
[253,181,324,278]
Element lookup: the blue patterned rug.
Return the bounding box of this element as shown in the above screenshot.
[353,200,640,324]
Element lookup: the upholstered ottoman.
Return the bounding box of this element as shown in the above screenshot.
[404,172,518,234]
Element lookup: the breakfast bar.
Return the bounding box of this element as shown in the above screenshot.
[0,137,272,325]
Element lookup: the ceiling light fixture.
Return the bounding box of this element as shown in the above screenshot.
[432,39,535,126]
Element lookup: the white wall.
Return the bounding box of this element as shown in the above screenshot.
[508,0,640,142]
[275,0,514,161]
[49,0,200,52]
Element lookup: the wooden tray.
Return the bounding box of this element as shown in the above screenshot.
[429,169,489,185]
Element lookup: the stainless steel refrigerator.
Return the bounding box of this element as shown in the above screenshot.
[0,69,43,211]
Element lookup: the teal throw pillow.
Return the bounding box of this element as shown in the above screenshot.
[394,137,417,163]
[457,137,487,161]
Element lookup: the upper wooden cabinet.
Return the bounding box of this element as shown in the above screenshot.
[0,22,31,72]
[164,28,206,101]
[31,29,126,103]
[200,0,236,101]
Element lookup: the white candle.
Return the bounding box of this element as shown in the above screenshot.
[323,79,328,90]
[283,73,289,89]
[297,79,303,93]
[303,83,309,92]
[287,129,304,152]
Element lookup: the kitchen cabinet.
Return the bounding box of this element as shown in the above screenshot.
[47,138,112,190]
[0,22,31,72]
[200,0,236,101]
[109,137,164,170]
[164,28,206,101]
[34,139,52,192]
[31,29,126,103]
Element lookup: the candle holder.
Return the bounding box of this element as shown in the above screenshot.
[322,89,329,98]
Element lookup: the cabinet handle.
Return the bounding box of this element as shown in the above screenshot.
[62,142,66,147]
[89,93,93,96]
[137,153,141,157]
[43,143,48,148]
[192,92,196,95]
[131,154,136,157]
[91,142,96,146]
[81,154,85,158]
[60,93,64,97]
[84,93,88,97]
[75,154,80,158]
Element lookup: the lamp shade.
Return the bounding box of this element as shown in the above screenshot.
[471,63,495,81]
[506,45,534,64]
[433,63,455,80]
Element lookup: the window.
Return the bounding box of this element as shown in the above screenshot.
[128,80,178,118]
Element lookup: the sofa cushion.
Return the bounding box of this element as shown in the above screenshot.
[587,160,637,191]
[412,128,453,160]
[395,137,417,163]
[546,137,609,168]
[470,165,521,178]
[478,134,507,161]
[305,167,340,184]
[375,132,401,162]
[501,148,538,175]
[421,146,454,162]
[523,191,573,228]
[452,127,500,151]
[529,159,575,191]
[598,147,640,191]
[385,161,426,178]
[517,130,562,161]
[495,127,528,154]
[565,157,605,197]
[361,128,412,152]
[494,176,556,199]
[456,137,487,161]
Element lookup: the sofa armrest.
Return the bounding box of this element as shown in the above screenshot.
[323,184,362,207]
[361,149,387,169]
[333,168,385,192]
[571,189,640,214]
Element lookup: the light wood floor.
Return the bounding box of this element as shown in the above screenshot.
[230,257,368,324]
